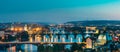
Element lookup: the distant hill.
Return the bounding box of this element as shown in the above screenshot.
[0,22,55,26]
[65,20,120,26]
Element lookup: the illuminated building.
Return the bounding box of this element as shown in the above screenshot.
[9,23,44,33]
[29,36,33,42]
[24,24,28,31]
[0,31,4,37]
[97,34,106,45]
[10,26,23,32]
[10,25,24,32]
[35,34,41,42]
[95,29,99,34]
[86,27,96,31]
[32,27,42,33]
[10,25,14,31]
[86,38,92,48]
[28,30,33,35]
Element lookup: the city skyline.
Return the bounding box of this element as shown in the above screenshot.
[0,0,120,23]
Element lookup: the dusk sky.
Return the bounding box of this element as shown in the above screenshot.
[0,0,120,23]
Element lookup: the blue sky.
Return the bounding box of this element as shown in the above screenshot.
[0,0,120,23]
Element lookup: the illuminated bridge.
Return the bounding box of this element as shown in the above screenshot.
[0,42,86,45]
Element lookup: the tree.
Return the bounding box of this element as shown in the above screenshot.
[19,31,29,41]
[71,43,79,52]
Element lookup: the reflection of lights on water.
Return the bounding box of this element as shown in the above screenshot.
[7,46,16,52]
[21,44,37,52]
[25,44,28,52]
[65,45,72,50]
[30,45,32,52]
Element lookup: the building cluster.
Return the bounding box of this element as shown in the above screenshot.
[0,23,120,50]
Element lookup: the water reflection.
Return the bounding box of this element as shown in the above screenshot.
[21,44,37,52]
